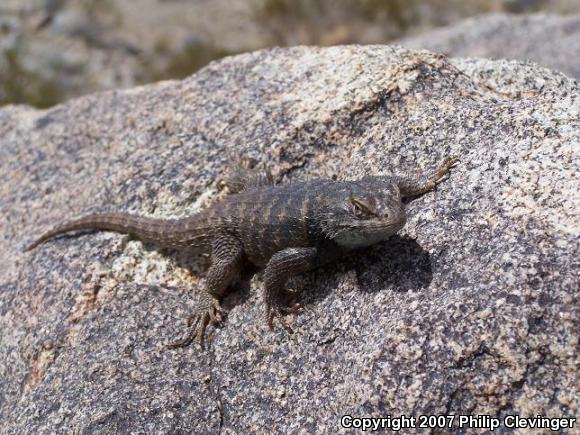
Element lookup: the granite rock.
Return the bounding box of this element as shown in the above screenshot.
[0,45,578,432]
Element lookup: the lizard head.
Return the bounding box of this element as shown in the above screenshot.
[322,180,406,249]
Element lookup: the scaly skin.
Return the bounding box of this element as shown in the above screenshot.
[26,158,458,347]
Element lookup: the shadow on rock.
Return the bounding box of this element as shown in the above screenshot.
[296,235,433,309]
[352,235,433,293]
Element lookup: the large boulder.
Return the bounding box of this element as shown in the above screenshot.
[399,13,580,80]
[0,46,577,432]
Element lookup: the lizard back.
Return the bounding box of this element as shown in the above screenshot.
[209,180,352,266]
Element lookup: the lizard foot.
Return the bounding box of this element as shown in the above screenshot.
[166,300,223,349]
[430,157,460,187]
[266,289,302,331]
[217,158,273,194]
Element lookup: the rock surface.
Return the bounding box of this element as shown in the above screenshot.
[0,46,578,432]
[400,13,580,80]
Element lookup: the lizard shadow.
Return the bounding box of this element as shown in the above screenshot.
[296,235,433,308]
[351,234,433,293]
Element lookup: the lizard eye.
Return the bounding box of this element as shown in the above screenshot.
[350,197,372,219]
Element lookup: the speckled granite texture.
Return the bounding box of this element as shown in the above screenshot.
[0,46,578,433]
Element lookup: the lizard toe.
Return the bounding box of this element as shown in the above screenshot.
[265,301,301,332]
[166,310,212,350]
[207,299,225,325]
[279,302,302,315]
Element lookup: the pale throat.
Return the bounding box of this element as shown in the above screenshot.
[333,229,394,249]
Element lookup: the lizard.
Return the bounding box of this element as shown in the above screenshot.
[26,157,458,348]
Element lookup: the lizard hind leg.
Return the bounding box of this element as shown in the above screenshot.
[217,160,274,194]
[262,247,319,331]
[166,233,243,349]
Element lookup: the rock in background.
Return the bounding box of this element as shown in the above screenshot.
[1,0,579,107]
[399,13,580,81]
[0,0,259,107]
[0,46,578,432]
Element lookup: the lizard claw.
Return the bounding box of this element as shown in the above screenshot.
[280,302,302,315]
[208,299,225,325]
[430,157,460,188]
[167,299,224,350]
[166,313,210,349]
[266,290,302,331]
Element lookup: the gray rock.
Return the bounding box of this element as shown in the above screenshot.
[399,13,580,80]
[0,46,577,432]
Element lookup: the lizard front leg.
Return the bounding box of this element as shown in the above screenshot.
[167,232,243,349]
[263,247,319,330]
[395,157,459,198]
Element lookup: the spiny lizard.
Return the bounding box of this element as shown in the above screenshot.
[26,158,458,347]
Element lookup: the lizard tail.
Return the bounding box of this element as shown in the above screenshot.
[25,212,196,251]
